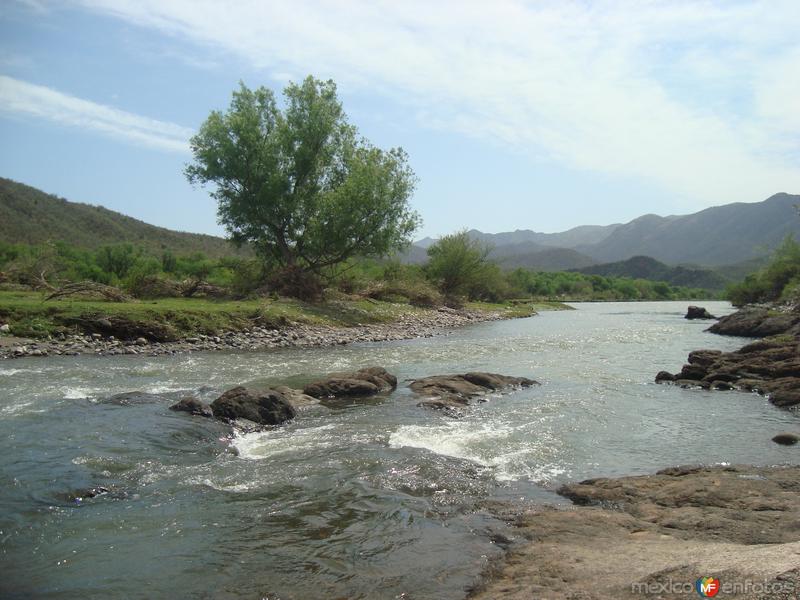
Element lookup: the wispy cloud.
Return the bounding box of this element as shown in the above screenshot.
[0,75,192,152]
[79,1,800,204]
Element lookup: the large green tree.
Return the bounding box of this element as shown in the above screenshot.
[185,77,420,296]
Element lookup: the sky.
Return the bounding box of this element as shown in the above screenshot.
[1,0,799,240]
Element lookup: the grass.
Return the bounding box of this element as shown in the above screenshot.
[0,291,561,340]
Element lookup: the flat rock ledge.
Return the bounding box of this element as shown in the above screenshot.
[410,372,539,410]
[656,333,800,409]
[472,465,800,600]
[707,306,800,337]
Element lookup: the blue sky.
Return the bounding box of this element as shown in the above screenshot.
[1,0,799,239]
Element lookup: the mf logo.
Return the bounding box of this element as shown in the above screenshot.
[695,576,720,597]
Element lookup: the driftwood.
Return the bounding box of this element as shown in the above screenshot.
[45,281,134,303]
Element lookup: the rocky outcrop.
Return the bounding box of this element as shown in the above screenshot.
[473,465,800,600]
[656,336,800,407]
[707,307,800,337]
[685,305,716,319]
[303,367,397,399]
[169,397,213,418]
[558,465,800,544]
[211,386,297,425]
[410,372,538,410]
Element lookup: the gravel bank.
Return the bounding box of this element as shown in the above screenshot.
[0,306,509,360]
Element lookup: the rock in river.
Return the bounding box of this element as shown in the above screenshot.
[707,307,800,337]
[169,397,213,418]
[410,372,538,410]
[303,366,397,399]
[772,432,800,446]
[685,305,716,320]
[211,386,297,425]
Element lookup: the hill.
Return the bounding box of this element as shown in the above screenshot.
[576,255,729,290]
[492,244,597,271]
[576,193,800,265]
[0,178,243,258]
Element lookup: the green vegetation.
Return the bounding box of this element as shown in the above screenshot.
[726,236,800,306]
[0,289,442,340]
[186,78,419,298]
[425,231,498,300]
[576,255,730,291]
[0,178,244,258]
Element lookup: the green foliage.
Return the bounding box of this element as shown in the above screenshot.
[505,268,712,301]
[185,77,420,297]
[726,235,800,306]
[425,231,493,299]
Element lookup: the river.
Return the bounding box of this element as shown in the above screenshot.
[1,301,797,599]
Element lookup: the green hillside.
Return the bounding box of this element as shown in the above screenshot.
[0,178,244,258]
[576,255,730,290]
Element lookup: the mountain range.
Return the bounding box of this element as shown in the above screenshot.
[410,192,800,271]
[1,177,797,284]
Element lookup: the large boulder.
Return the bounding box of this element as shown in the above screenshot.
[685,306,716,320]
[211,386,296,425]
[410,372,538,410]
[303,366,397,399]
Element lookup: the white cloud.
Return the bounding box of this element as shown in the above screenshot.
[0,75,192,152]
[77,0,800,203]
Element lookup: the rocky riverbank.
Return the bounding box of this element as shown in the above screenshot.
[0,305,513,360]
[474,465,800,600]
[656,305,800,409]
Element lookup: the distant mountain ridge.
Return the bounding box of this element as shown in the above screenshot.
[413,192,800,270]
[0,178,243,258]
[573,194,800,265]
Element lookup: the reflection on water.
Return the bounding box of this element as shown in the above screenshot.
[1,302,797,599]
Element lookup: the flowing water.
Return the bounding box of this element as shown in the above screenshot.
[1,301,798,599]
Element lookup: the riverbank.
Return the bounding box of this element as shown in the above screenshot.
[473,465,800,600]
[0,291,569,359]
[656,305,800,408]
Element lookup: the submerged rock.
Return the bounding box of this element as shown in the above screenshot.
[169,397,213,418]
[272,386,319,409]
[211,386,296,425]
[685,305,716,320]
[410,372,538,410]
[101,391,164,405]
[772,432,800,445]
[303,366,397,399]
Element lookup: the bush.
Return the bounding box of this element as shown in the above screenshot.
[726,236,800,306]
